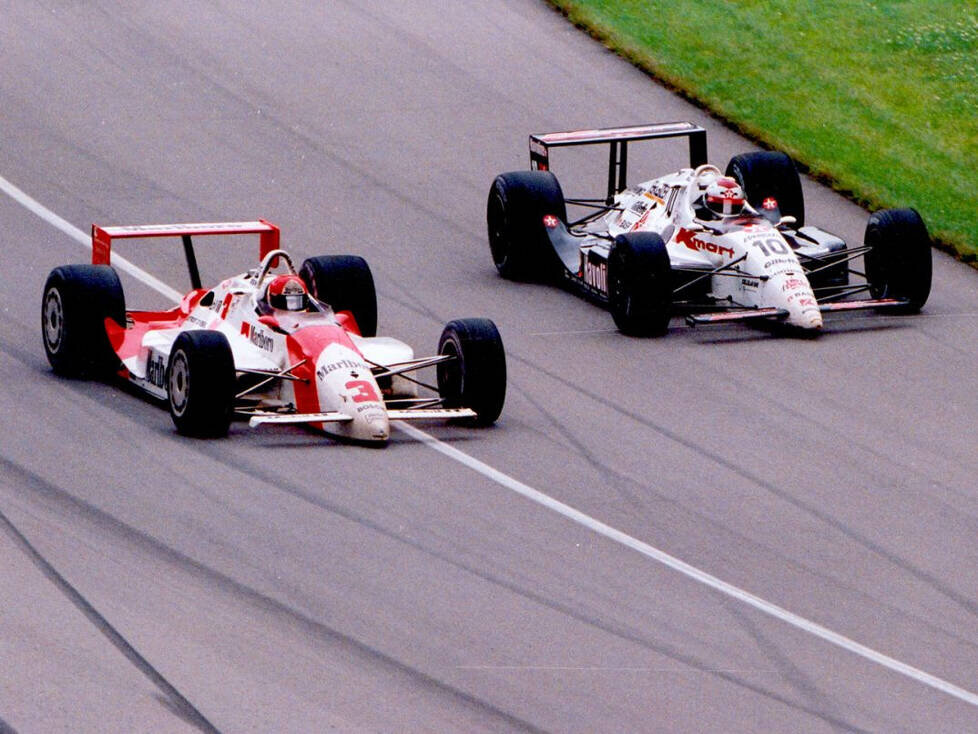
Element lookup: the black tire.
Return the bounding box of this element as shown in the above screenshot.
[487,170,566,281]
[607,232,672,336]
[726,151,805,227]
[437,318,506,426]
[863,208,932,313]
[166,330,236,438]
[41,264,125,378]
[299,255,378,337]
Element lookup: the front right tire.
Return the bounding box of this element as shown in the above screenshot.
[863,208,932,313]
[437,318,506,426]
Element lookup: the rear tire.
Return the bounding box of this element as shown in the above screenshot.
[864,208,932,313]
[300,255,378,337]
[167,330,235,438]
[41,264,125,377]
[437,318,506,426]
[726,151,805,226]
[608,232,672,337]
[487,170,566,281]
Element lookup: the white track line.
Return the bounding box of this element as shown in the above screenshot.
[1,176,183,302]
[7,172,977,708]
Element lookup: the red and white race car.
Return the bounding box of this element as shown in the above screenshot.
[42,221,505,443]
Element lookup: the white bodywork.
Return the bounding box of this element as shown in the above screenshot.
[579,164,823,329]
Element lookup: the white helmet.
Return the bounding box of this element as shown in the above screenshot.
[705,177,746,217]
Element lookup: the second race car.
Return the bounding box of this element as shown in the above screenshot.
[487,121,932,336]
[42,220,505,442]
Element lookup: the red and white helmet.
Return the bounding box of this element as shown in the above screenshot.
[705,177,746,217]
[263,274,309,312]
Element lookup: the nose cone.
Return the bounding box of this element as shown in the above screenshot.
[313,342,390,443]
[353,403,390,443]
[770,272,822,330]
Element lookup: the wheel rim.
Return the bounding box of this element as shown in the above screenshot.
[169,351,190,416]
[43,288,65,353]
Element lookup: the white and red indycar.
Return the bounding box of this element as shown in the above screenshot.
[487,121,932,336]
[42,221,505,442]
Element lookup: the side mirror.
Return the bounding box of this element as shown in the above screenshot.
[778,215,797,227]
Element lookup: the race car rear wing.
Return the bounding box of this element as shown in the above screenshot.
[91,220,281,289]
[529,121,708,203]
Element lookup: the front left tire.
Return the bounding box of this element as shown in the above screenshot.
[167,330,236,437]
[607,232,672,336]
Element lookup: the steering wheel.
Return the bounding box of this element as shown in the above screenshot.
[255,249,298,288]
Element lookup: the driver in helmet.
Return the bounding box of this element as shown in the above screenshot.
[259,274,311,313]
[694,176,746,221]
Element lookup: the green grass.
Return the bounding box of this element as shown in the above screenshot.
[548,0,978,260]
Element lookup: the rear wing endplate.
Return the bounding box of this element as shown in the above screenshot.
[92,220,281,290]
[529,121,708,203]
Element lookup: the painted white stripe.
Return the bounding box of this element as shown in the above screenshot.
[6,174,977,708]
[396,423,978,706]
[0,174,183,302]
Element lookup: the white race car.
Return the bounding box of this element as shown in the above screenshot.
[42,221,505,442]
[487,121,932,335]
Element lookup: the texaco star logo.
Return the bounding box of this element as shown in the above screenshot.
[542,214,559,228]
[762,197,779,210]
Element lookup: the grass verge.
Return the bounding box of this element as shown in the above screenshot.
[547,0,978,260]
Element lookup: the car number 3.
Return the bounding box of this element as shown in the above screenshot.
[346,380,380,403]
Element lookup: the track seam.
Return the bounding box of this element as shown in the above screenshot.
[0,506,220,733]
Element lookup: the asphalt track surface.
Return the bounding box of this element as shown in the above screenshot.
[2,2,977,732]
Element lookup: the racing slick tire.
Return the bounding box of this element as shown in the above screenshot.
[299,255,378,337]
[608,232,672,337]
[487,170,567,281]
[166,330,236,438]
[863,208,932,313]
[437,318,506,426]
[42,264,125,378]
[726,151,805,227]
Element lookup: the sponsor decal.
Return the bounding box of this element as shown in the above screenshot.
[542,214,559,229]
[146,351,166,388]
[317,358,370,382]
[675,228,734,258]
[643,192,665,205]
[741,278,759,289]
[186,315,208,327]
[763,257,796,269]
[220,293,234,318]
[763,197,779,210]
[583,259,608,293]
[241,323,275,352]
[629,209,652,231]
[782,277,806,292]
